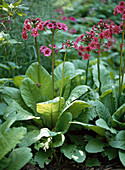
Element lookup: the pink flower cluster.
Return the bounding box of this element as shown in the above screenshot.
[22,18,68,40]
[40,46,52,57]
[73,19,120,60]
[113,1,125,20]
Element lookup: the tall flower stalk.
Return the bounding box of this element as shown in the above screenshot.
[85,59,89,85]
[58,49,67,111]
[35,37,40,64]
[51,30,55,99]
[97,39,102,96]
[119,21,125,103]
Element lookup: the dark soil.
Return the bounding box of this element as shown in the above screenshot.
[22,156,125,170]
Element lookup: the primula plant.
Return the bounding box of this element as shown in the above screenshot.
[0,1,125,169]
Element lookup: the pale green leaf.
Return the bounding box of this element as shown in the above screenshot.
[13,75,25,88]
[26,62,52,100]
[37,97,65,129]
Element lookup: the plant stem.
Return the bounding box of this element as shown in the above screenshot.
[35,37,40,64]
[97,39,102,95]
[85,59,89,85]
[59,49,67,111]
[119,21,125,104]
[51,30,55,99]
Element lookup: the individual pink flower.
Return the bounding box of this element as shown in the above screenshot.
[99,32,104,39]
[31,28,39,37]
[38,23,44,31]
[73,42,78,50]
[24,23,32,31]
[40,46,47,53]
[69,16,77,22]
[61,23,68,32]
[89,41,96,50]
[47,23,53,29]
[82,53,90,60]
[43,48,52,57]
[79,45,85,52]
[78,51,82,56]
[56,22,62,29]
[86,46,91,52]
[49,44,57,48]
[22,31,28,40]
[24,19,29,25]
[43,20,50,26]
[93,37,99,44]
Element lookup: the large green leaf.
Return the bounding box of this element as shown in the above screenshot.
[13,75,25,88]
[56,112,72,133]
[54,61,75,82]
[112,103,125,129]
[26,62,52,100]
[119,150,125,167]
[21,78,42,115]
[92,64,112,92]
[0,103,7,115]
[37,97,65,129]
[109,130,125,150]
[71,121,105,136]
[5,147,32,170]
[61,144,86,163]
[34,150,51,168]
[65,85,90,106]
[63,100,91,119]
[85,139,105,153]
[0,126,27,160]
[4,100,40,121]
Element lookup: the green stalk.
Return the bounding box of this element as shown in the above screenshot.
[51,30,55,99]
[59,49,67,111]
[85,59,89,85]
[119,21,125,104]
[35,37,40,64]
[97,39,102,95]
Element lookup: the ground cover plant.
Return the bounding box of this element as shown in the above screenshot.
[0,0,125,169]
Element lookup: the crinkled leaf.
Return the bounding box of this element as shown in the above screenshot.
[109,130,125,150]
[66,85,90,106]
[56,112,72,133]
[85,139,105,153]
[26,62,52,100]
[112,103,125,129]
[21,78,42,115]
[37,97,65,129]
[0,103,7,115]
[4,100,40,121]
[0,127,27,159]
[5,147,32,170]
[61,144,86,163]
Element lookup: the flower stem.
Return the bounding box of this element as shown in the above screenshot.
[51,30,55,99]
[119,21,125,105]
[59,49,67,111]
[85,59,89,85]
[97,39,102,95]
[35,37,40,64]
